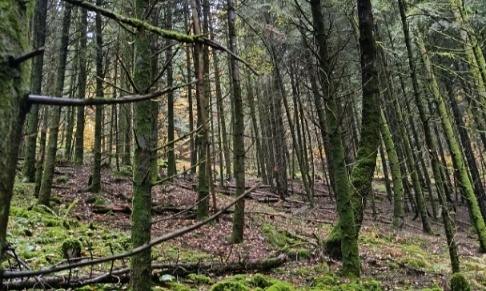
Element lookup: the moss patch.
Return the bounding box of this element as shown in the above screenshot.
[313,274,382,290]
[210,274,293,291]
[262,224,313,261]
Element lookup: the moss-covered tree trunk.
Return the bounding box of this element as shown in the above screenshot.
[227,0,245,243]
[22,0,47,182]
[74,8,88,165]
[37,3,72,206]
[90,0,104,193]
[416,30,486,253]
[0,0,31,278]
[323,0,382,264]
[130,0,156,288]
[310,0,360,278]
[380,109,405,228]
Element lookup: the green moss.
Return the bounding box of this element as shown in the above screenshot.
[399,256,430,269]
[167,282,192,291]
[313,275,382,291]
[211,281,250,291]
[262,224,289,248]
[266,282,293,291]
[188,273,212,285]
[314,274,338,287]
[210,274,293,291]
[450,273,471,291]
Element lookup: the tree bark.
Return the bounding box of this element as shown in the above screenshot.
[0,0,31,282]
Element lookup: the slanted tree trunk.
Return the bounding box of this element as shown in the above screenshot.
[38,3,72,206]
[415,29,486,253]
[380,109,405,228]
[23,0,48,181]
[399,0,446,231]
[0,0,31,274]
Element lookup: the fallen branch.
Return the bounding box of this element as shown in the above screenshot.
[3,254,287,290]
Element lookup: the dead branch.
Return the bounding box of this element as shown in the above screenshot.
[28,82,191,106]
[3,253,286,290]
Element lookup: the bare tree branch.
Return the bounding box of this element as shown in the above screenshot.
[27,82,193,106]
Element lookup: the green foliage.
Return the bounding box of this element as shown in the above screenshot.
[450,273,471,291]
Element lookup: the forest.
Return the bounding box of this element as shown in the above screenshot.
[1,0,486,289]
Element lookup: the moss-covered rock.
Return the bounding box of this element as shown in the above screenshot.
[450,272,471,291]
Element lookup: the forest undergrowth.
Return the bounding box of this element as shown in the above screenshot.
[3,164,486,290]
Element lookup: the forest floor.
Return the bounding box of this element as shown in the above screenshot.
[4,163,486,290]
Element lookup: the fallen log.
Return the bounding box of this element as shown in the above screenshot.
[92,205,131,214]
[3,254,287,290]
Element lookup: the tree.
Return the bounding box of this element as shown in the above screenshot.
[37,2,73,206]
[130,0,157,288]
[0,0,32,269]
[74,7,88,165]
[89,0,104,193]
[227,0,246,244]
[310,0,360,277]
[22,0,48,182]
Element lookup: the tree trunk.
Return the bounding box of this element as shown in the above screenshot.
[74,8,88,165]
[310,0,360,278]
[90,0,104,193]
[190,0,210,220]
[23,0,48,181]
[415,29,486,253]
[166,5,177,179]
[0,0,31,280]
[38,3,72,206]
[380,109,405,228]
[130,0,157,288]
[227,0,246,243]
